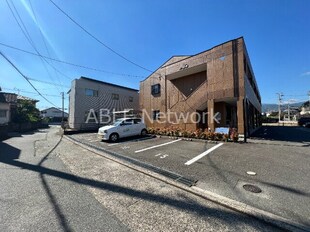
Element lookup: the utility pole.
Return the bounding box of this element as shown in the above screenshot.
[61,92,64,125]
[276,93,283,123]
[14,87,20,95]
[287,103,290,121]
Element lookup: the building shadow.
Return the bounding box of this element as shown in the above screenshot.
[36,135,74,232]
[0,142,21,160]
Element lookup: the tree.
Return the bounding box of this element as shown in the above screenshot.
[302,101,309,108]
[13,99,40,123]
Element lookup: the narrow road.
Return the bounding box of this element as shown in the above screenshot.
[0,126,127,232]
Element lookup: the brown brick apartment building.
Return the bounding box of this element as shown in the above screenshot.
[139,37,261,138]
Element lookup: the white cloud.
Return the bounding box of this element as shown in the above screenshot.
[301,71,310,76]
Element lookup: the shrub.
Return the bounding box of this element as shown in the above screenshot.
[229,128,239,142]
[148,127,236,142]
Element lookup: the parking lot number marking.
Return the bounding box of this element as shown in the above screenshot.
[135,139,182,153]
[122,146,130,150]
[155,153,169,159]
[184,143,224,165]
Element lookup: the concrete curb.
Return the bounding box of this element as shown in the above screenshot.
[64,135,310,232]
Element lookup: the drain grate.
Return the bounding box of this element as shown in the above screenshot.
[243,184,262,193]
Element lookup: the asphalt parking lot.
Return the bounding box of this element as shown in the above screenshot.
[69,131,310,226]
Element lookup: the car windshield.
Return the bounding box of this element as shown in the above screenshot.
[112,119,124,126]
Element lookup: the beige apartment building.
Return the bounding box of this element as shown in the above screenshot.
[68,76,139,130]
[139,37,261,138]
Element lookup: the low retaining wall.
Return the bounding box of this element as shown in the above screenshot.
[8,122,40,132]
[1,122,50,141]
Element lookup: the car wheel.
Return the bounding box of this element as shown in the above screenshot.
[109,133,119,142]
[141,129,147,136]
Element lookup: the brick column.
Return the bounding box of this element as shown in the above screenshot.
[208,99,215,131]
[237,98,245,136]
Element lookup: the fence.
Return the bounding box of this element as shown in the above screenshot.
[0,122,49,141]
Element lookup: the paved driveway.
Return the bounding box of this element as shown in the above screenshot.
[69,131,310,227]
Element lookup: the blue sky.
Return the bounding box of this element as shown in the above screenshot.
[0,0,309,110]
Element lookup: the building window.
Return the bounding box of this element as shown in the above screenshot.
[112,93,119,100]
[152,110,160,120]
[85,89,98,97]
[0,110,7,118]
[129,96,133,102]
[151,84,161,95]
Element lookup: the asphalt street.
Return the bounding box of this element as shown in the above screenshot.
[0,126,127,232]
[70,126,310,227]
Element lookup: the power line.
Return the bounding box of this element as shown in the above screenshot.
[2,87,67,98]
[7,0,71,91]
[28,0,51,59]
[0,42,145,78]
[6,0,64,92]
[27,77,70,88]
[48,0,154,73]
[12,0,68,86]
[4,0,64,97]
[0,51,59,107]
[284,94,308,97]
[27,0,72,82]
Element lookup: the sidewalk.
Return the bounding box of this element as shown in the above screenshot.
[53,136,281,231]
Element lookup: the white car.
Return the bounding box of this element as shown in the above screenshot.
[98,118,147,142]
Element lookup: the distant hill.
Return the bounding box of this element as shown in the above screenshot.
[262,102,305,113]
[262,104,278,112]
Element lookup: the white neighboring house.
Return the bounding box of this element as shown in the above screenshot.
[68,76,139,130]
[0,92,19,125]
[41,107,68,121]
[300,106,310,116]
[0,92,39,125]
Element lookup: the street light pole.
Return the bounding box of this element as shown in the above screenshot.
[288,102,290,121]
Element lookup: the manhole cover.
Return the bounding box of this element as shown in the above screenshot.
[243,184,262,193]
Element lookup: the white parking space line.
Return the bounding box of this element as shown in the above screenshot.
[108,143,120,146]
[184,143,224,165]
[135,139,182,153]
[107,137,155,146]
